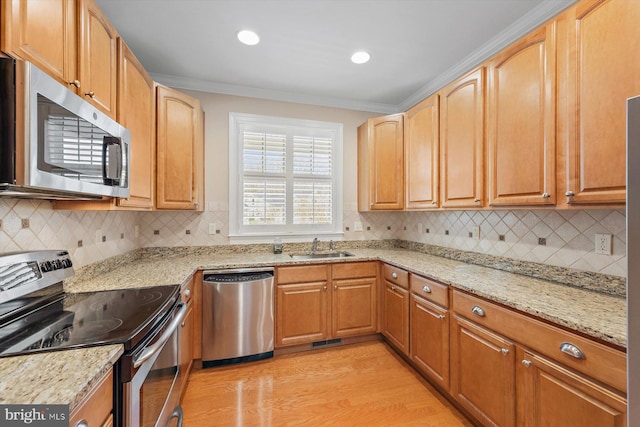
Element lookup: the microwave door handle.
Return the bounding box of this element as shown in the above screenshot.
[102,137,122,184]
[133,303,187,369]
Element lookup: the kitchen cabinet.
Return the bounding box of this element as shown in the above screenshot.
[451,314,516,427]
[0,0,77,87]
[516,347,626,427]
[487,24,556,207]
[405,94,439,209]
[156,85,204,210]
[381,264,409,356]
[115,40,155,209]
[178,274,195,399]
[78,0,118,119]
[68,367,114,427]
[409,274,449,391]
[357,114,405,211]
[559,0,639,205]
[276,262,377,347]
[439,68,485,208]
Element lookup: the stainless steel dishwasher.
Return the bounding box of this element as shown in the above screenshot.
[202,267,274,367]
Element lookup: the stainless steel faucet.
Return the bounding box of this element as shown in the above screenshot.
[311,237,319,252]
[329,240,334,251]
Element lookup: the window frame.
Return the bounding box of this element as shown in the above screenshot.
[229,112,344,242]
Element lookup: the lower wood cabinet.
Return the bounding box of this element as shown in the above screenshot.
[275,262,377,347]
[516,347,627,427]
[381,264,410,356]
[69,367,114,427]
[450,314,516,427]
[178,274,195,398]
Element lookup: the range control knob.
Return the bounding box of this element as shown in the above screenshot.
[51,260,62,270]
[40,261,52,272]
[61,258,73,268]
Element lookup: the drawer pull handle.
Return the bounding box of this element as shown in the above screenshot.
[501,348,509,355]
[522,360,531,368]
[422,285,431,293]
[69,79,81,88]
[391,285,396,291]
[334,285,338,290]
[184,288,191,298]
[437,314,445,320]
[75,420,89,427]
[565,190,575,197]
[391,272,398,279]
[471,305,486,317]
[323,286,327,291]
[542,192,551,199]
[560,343,586,360]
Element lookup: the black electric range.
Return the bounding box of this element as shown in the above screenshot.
[0,250,180,358]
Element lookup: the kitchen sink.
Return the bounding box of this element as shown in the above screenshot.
[289,251,355,259]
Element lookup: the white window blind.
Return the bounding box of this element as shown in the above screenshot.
[230,113,343,239]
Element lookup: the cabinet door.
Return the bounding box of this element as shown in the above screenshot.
[450,314,516,427]
[439,68,484,208]
[517,347,626,427]
[487,24,556,206]
[116,40,155,209]
[410,294,449,391]
[332,277,377,338]
[382,279,409,356]
[358,114,404,210]
[276,281,329,347]
[0,0,77,88]
[405,94,439,209]
[179,302,193,399]
[562,0,640,204]
[156,85,204,210]
[78,0,118,118]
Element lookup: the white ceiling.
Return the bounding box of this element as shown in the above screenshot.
[96,0,574,113]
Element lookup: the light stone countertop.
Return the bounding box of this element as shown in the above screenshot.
[0,345,123,412]
[0,246,625,409]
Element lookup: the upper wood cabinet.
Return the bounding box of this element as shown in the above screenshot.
[358,114,405,211]
[116,40,155,210]
[1,0,118,119]
[156,85,204,210]
[439,68,485,208]
[405,94,439,209]
[559,0,639,205]
[0,0,77,86]
[487,24,556,207]
[78,0,118,118]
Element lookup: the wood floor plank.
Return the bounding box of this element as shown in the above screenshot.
[181,341,474,426]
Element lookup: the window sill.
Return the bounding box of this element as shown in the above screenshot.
[229,231,344,245]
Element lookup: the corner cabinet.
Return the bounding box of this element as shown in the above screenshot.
[439,68,485,208]
[156,85,204,210]
[358,114,405,211]
[559,0,639,205]
[115,40,155,209]
[405,94,439,209]
[487,24,556,207]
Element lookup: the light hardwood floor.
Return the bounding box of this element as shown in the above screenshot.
[181,341,475,426]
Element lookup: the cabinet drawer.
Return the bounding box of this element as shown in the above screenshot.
[383,264,409,289]
[452,290,626,392]
[69,368,113,427]
[410,274,448,308]
[332,262,377,280]
[277,264,329,284]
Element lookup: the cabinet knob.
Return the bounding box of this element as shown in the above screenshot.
[560,342,586,360]
[391,272,398,279]
[437,314,445,320]
[75,420,89,427]
[391,285,396,291]
[334,285,337,290]
[565,190,575,197]
[85,90,95,98]
[184,288,191,298]
[522,359,531,368]
[69,79,81,88]
[431,201,436,205]
[323,286,327,291]
[181,321,186,327]
[471,305,486,317]
[474,198,480,203]
[422,285,431,293]
[542,192,551,199]
[194,202,199,208]
[501,348,509,355]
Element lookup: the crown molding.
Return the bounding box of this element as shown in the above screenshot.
[397,0,577,112]
[150,73,398,114]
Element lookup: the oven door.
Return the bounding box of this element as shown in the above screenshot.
[123,302,187,427]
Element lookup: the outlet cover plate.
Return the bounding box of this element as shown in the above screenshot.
[595,233,612,255]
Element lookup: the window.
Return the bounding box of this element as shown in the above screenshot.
[229,113,343,240]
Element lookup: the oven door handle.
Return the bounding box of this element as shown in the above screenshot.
[133,302,187,369]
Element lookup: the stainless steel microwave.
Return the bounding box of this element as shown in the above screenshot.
[0,57,130,200]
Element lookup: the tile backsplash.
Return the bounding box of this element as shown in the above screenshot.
[0,197,627,277]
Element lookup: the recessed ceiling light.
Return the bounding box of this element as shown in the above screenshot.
[237,30,260,46]
[351,51,371,64]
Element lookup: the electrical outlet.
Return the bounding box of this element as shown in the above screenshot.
[595,234,612,255]
[208,223,217,235]
[134,225,140,238]
[473,226,480,240]
[353,221,363,232]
